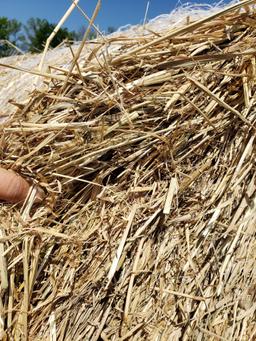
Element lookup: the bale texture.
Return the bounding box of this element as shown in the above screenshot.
[0,1,256,340]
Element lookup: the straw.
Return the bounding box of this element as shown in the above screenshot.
[0,0,256,339]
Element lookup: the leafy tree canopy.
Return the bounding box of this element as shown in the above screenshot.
[0,17,22,41]
[24,18,76,52]
[0,16,23,57]
[107,26,116,34]
[0,16,110,57]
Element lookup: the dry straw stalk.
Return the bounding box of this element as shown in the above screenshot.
[0,0,256,339]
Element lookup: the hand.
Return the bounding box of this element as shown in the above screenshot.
[0,167,43,204]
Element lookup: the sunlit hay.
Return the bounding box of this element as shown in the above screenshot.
[0,0,256,339]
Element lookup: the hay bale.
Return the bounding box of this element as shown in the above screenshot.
[0,1,256,339]
[0,44,89,120]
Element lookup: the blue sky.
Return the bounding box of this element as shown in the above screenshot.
[0,0,218,33]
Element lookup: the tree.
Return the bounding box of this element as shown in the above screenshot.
[107,26,116,34]
[72,26,97,41]
[24,18,76,52]
[0,17,23,57]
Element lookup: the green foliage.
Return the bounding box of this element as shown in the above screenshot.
[0,17,21,40]
[24,18,76,52]
[107,26,116,34]
[0,16,23,57]
[87,30,97,40]
[0,15,113,57]
[73,26,117,41]
[72,26,97,41]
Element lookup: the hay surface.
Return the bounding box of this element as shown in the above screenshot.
[0,44,86,120]
[0,1,256,340]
